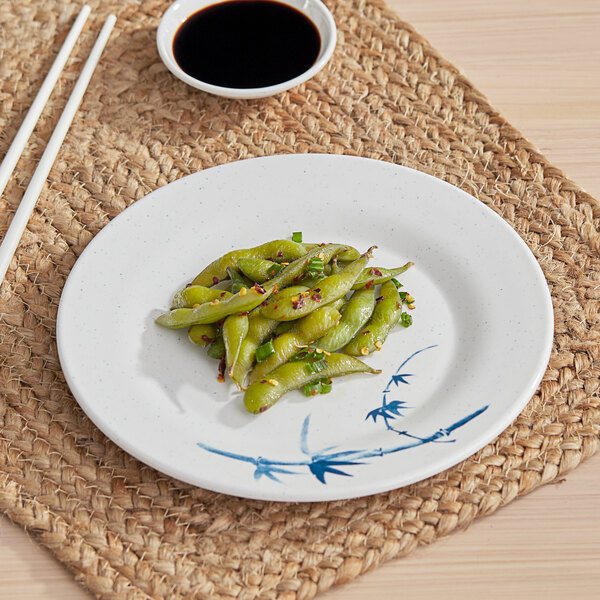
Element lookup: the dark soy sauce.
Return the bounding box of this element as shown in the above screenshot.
[173,0,321,89]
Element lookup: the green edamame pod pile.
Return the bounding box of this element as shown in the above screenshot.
[155,235,416,414]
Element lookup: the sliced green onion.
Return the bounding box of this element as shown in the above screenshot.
[291,346,317,361]
[267,263,285,278]
[400,312,413,328]
[303,382,321,396]
[303,378,333,396]
[305,257,324,278]
[305,358,328,374]
[255,341,275,362]
[319,378,333,394]
[398,291,408,302]
[391,278,403,289]
[292,231,303,243]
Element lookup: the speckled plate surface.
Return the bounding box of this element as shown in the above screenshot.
[56,154,553,501]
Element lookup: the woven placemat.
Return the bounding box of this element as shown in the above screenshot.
[1,0,599,598]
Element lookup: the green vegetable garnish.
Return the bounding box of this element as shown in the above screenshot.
[306,357,328,374]
[400,312,413,327]
[291,346,318,361]
[319,378,333,394]
[305,257,324,278]
[255,340,275,362]
[303,378,333,396]
[292,231,303,243]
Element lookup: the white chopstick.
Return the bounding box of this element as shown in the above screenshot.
[0,5,91,199]
[0,13,117,286]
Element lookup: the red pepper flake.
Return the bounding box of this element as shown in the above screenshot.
[293,275,300,282]
[216,319,225,327]
[314,288,321,293]
[376,296,384,304]
[362,330,371,335]
[365,279,375,290]
[277,251,283,258]
[310,390,318,396]
[396,301,401,309]
[369,268,383,276]
[220,291,227,297]
[212,277,220,285]
[238,312,248,316]
[217,358,226,382]
[292,295,306,310]
[311,293,322,302]
[253,283,267,294]
[259,405,270,413]
[260,299,270,306]
[260,379,267,384]
[201,335,215,344]
[274,305,278,309]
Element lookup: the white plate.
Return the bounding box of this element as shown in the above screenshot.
[56,154,553,502]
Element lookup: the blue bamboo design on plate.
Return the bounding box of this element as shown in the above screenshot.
[197,345,489,484]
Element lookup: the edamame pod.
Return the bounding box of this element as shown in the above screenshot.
[351,263,413,290]
[345,280,402,356]
[244,353,381,414]
[302,243,360,262]
[222,313,249,375]
[317,288,376,352]
[237,257,283,282]
[261,248,375,321]
[258,285,309,312]
[192,240,307,287]
[267,243,350,290]
[230,312,280,387]
[298,276,326,289]
[206,334,225,360]
[272,320,294,337]
[171,286,232,309]
[226,267,253,294]
[329,257,341,274]
[327,297,346,311]
[248,305,341,385]
[188,323,218,347]
[156,285,273,329]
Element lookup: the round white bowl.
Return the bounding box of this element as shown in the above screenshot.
[156,0,337,99]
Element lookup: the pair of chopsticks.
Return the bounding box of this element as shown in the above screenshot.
[0,5,116,285]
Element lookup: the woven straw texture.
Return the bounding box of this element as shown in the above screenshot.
[1,0,599,598]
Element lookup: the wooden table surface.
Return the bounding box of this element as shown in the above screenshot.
[1,1,599,598]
